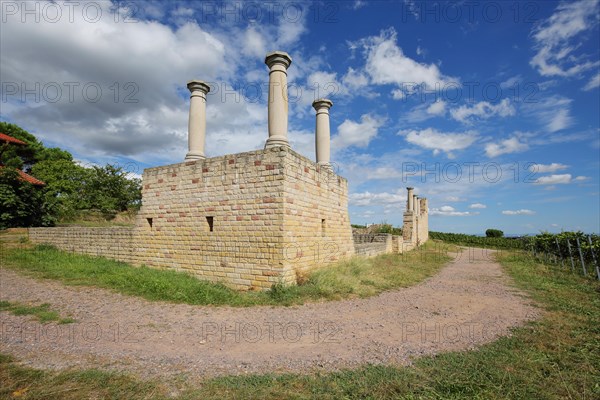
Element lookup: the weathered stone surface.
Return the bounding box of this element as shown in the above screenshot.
[27,156,429,291]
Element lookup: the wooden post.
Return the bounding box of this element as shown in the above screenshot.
[566,239,575,272]
[576,237,587,276]
[555,238,564,268]
[587,235,599,281]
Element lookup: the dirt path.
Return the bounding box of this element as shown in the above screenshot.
[0,247,539,379]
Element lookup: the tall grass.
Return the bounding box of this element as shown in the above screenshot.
[2,241,452,307]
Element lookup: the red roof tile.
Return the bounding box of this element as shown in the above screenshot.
[17,170,45,185]
[0,132,27,145]
[0,166,45,186]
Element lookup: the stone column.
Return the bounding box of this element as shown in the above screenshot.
[407,187,414,211]
[413,195,419,213]
[185,80,210,161]
[312,98,333,169]
[264,51,292,149]
[421,198,428,214]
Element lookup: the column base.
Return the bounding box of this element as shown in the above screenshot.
[317,162,333,172]
[185,151,206,161]
[264,136,290,149]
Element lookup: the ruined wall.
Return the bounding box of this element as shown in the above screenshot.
[132,147,286,290]
[353,233,396,257]
[28,227,134,262]
[26,151,429,291]
[418,198,429,243]
[131,146,354,289]
[280,149,355,280]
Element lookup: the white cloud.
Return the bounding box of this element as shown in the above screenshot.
[500,75,522,89]
[349,190,406,206]
[402,100,446,123]
[306,71,344,99]
[430,205,478,217]
[399,128,478,157]
[534,174,589,185]
[502,209,535,215]
[341,67,369,90]
[548,108,572,132]
[0,1,314,165]
[1,10,229,162]
[359,29,457,97]
[529,163,569,173]
[524,96,573,132]
[242,26,266,59]
[583,73,600,91]
[332,114,385,149]
[530,0,600,77]
[534,174,573,185]
[352,0,367,10]
[366,167,404,180]
[469,203,487,209]
[403,0,420,20]
[450,99,516,123]
[276,13,307,48]
[427,100,446,115]
[485,136,529,157]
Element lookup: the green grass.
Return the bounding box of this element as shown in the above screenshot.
[0,300,74,324]
[1,241,454,307]
[1,248,598,398]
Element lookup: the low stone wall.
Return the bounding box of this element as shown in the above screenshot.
[353,233,397,256]
[28,227,134,263]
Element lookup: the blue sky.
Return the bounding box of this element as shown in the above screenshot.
[1,0,599,234]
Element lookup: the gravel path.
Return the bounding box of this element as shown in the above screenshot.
[0,247,539,379]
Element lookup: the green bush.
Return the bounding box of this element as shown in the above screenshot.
[485,228,504,238]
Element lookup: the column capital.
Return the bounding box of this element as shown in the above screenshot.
[407,187,414,191]
[265,51,292,69]
[312,98,333,111]
[187,80,210,94]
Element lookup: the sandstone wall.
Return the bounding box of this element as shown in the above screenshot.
[353,233,397,257]
[28,227,134,263]
[280,150,355,281]
[25,147,429,291]
[132,146,355,289]
[133,147,286,290]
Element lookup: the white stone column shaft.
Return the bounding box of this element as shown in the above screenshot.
[185,80,210,161]
[265,51,292,149]
[413,195,419,213]
[407,187,414,211]
[312,98,333,168]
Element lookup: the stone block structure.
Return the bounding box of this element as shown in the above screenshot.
[401,187,429,251]
[26,50,429,290]
[133,146,353,289]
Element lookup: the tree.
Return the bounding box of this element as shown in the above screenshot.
[85,165,141,214]
[31,159,91,221]
[0,168,48,229]
[0,123,142,226]
[486,229,504,238]
[0,122,44,170]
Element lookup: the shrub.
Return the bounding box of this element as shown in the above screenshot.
[486,229,504,238]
